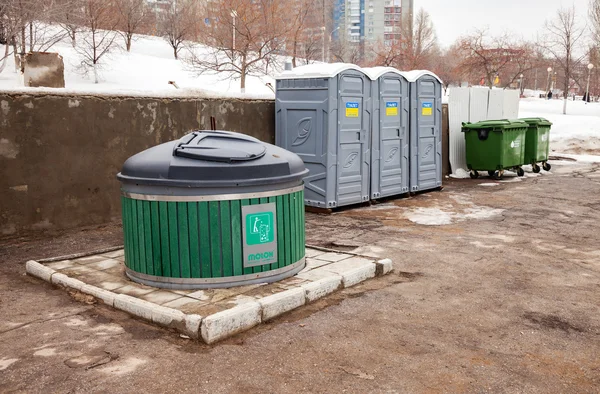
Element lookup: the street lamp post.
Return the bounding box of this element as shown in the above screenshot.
[546,67,552,99]
[321,26,326,63]
[327,26,341,63]
[231,10,237,57]
[519,74,524,95]
[586,63,594,103]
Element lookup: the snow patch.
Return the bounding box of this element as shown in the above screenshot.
[449,168,470,179]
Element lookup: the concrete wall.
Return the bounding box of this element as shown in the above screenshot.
[0,92,275,236]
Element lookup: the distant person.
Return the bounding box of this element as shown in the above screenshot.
[547,91,553,100]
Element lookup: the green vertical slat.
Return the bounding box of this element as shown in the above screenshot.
[230,200,243,276]
[159,201,171,277]
[297,191,304,259]
[300,190,306,258]
[143,201,153,275]
[250,198,262,273]
[220,201,233,277]
[209,201,222,277]
[241,199,252,275]
[136,200,147,274]
[290,193,297,264]
[121,197,127,260]
[130,198,139,272]
[168,202,180,277]
[122,198,131,269]
[276,195,285,268]
[284,194,292,267]
[178,202,191,278]
[150,201,162,276]
[268,196,278,271]
[188,202,200,278]
[198,202,211,278]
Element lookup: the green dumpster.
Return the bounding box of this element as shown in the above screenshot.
[117,130,309,290]
[462,120,528,180]
[520,117,552,173]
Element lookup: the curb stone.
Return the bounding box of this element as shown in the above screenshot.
[80,284,116,307]
[51,273,87,291]
[26,260,55,282]
[258,288,306,321]
[375,258,394,275]
[201,302,262,344]
[301,276,343,303]
[25,254,393,344]
[114,294,155,321]
[340,264,377,287]
[184,314,203,339]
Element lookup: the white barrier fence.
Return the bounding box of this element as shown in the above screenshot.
[448,87,520,174]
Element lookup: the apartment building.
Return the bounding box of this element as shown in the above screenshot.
[334,0,412,45]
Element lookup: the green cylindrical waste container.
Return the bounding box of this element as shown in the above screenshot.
[117,130,309,290]
[520,117,552,173]
[462,120,528,180]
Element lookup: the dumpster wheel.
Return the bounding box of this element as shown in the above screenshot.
[532,164,541,173]
[494,170,504,180]
[542,162,552,171]
[470,170,479,179]
[516,167,525,177]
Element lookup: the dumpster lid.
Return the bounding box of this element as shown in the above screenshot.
[117,130,308,188]
[519,117,553,126]
[462,119,528,131]
[362,67,405,81]
[173,131,267,162]
[401,70,443,84]
[276,63,363,80]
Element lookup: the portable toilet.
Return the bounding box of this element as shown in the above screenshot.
[403,70,443,192]
[275,63,372,209]
[363,67,410,200]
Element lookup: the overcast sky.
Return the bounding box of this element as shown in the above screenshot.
[415,0,592,48]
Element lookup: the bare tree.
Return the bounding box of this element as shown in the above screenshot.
[367,8,438,70]
[542,6,587,113]
[115,0,148,52]
[330,37,363,64]
[591,0,600,46]
[159,0,198,60]
[286,0,311,67]
[55,0,84,48]
[76,0,119,83]
[186,0,288,93]
[0,0,71,72]
[454,29,537,89]
[431,43,464,92]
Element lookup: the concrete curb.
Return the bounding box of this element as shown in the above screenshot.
[340,264,377,287]
[259,288,306,321]
[25,256,393,344]
[375,258,394,275]
[201,302,262,344]
[301,276,343,303]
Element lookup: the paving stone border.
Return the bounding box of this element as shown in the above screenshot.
[26,254,393,344]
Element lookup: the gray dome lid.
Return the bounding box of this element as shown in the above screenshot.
[117,130,308,188]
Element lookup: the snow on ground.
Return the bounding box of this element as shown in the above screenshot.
[0,32,277,99]
[519,98,600,155]
[403,194,504,226]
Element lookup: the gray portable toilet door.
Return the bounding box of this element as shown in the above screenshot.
[412,76,442,191]
[336,71,370,207]
[378,73,409,198]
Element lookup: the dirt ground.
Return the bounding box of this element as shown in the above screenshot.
[1,161,599,393]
